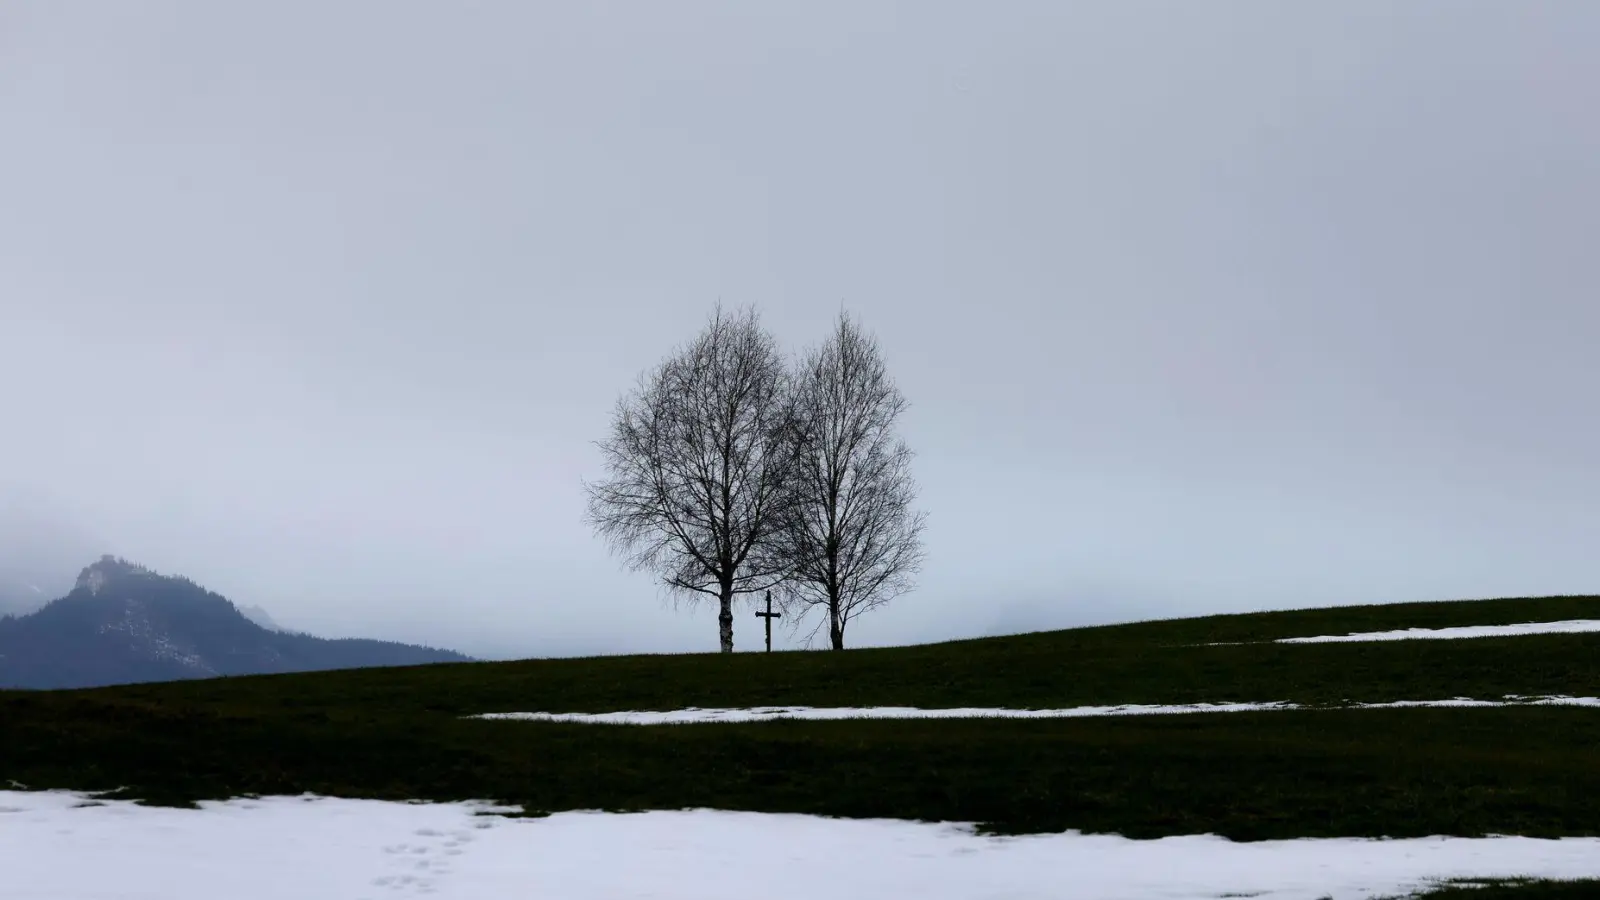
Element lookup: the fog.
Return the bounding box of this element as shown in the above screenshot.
[3,2,1598,657]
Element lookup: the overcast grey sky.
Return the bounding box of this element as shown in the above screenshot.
[3,2,1598,658]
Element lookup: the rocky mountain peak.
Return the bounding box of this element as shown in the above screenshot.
[74,555,154,596]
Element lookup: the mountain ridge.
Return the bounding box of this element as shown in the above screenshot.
[0,555,472,689]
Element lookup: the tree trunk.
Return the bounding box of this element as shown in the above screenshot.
[718,581,735,654]
[829,593,844,650]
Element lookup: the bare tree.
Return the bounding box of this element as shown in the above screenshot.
[775,312,926,650]
[585,305,793,653]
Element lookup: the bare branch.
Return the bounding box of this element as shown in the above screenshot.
[770,311,926,650]
[584,304,794,653]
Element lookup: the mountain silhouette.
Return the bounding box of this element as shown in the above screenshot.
[0,555,473,689]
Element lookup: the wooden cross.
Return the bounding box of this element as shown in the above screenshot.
[754,590,781,653]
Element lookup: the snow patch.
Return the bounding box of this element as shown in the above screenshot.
[472,696,1600,725]
[94,597,216,674]
[1276,619,1600,644]
[474,702,1292,725]
[3,790,1600,899]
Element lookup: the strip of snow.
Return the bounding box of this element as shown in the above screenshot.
[473,702,1295,724]
[1276,619,1600,644]
[4,790,1600,900]
[470,695,1600,725]
[1357,695,1600,710]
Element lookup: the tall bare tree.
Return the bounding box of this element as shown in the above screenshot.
[585,305,793,653]
[776,312,926,650]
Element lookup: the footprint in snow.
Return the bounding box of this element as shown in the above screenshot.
[372,872,436,894]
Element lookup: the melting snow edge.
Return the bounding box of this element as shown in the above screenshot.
[470,696,1600,725]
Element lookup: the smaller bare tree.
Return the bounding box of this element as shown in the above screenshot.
[774,312,926,650]
[584,305,793,653]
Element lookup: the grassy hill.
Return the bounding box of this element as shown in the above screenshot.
[3,593,1600,844]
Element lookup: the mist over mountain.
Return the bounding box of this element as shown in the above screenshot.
[0,573,50,617]
[0,487,104,617]
[0,556,472,690]
[236,603,287,632]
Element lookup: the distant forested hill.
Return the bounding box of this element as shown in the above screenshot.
[0,556,472,690]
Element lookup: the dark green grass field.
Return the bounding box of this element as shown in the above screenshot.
[3,594,1600,845]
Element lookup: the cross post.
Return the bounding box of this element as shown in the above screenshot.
[754,590,781,653]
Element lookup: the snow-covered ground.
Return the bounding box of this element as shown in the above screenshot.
[1276,619,1600,643]
[471,695,1600,725]
[3,790,1598,900]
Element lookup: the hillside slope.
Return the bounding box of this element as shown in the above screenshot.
[3,592,1599,840]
